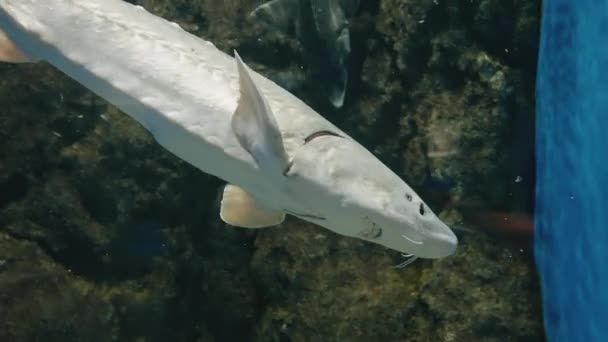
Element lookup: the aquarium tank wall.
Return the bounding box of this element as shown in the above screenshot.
[1,0,601,341]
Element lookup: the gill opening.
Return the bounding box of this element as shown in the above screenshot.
[283,130,342,177]
[303,130,342,143]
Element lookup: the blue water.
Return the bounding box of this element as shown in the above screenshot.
[535,0,608,340]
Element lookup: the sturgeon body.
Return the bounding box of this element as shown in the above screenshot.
[0,0,458,260]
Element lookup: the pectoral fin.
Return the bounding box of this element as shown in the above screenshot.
[0,29,32,63]
[232,51,290,176]
[220,184,285,228]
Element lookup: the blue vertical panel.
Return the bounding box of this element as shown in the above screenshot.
[535,0,608,341]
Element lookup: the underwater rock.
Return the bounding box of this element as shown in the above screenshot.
[414,233,544,341]
[0,233,116,341]
[371,0,537,212]
[251,222,543,341]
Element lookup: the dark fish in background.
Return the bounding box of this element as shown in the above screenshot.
[251,0,360,108]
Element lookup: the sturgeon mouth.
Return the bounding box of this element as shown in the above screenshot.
[401,233,423,245]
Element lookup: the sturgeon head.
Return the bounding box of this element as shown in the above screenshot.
[222,52,458,260]
[281,132,459,259]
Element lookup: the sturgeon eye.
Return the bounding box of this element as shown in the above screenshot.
[405,193,413,202]
[419,203,425,216]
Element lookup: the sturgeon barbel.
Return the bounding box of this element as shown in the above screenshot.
[0,0,457,259]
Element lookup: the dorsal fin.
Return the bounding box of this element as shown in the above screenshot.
[231,51,289,176]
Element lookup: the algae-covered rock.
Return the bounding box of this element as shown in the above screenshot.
[251,219,422,341]
[0,233,116,341]
[251,224,543,341]
[413,233,543,342]
[371,0,537,211]
[0,0,542,340]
